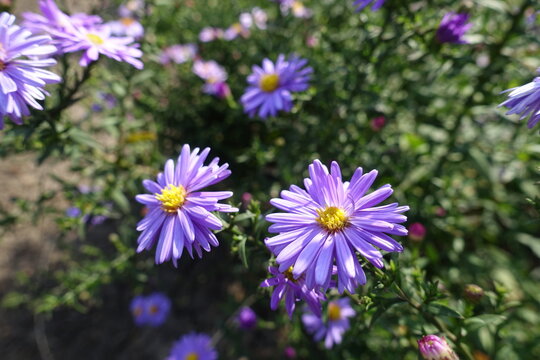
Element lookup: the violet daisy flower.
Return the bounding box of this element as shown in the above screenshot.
[0,12,61,129]
[241,54,312,119]
[108,17,144,39]
[135,144,237,265]
[260,266,325,318]
[353,0,386,12]
[167,333,217,360]
[265,160,408,294]
[159,44,197,65]
[499,73,540,129]
[23,0,143,69]
[193,60,230,98]
[130,295,147,326]
[436,12,472,44]
[143,292,171,326]
[302,298,356,349]
[418,335,459,360]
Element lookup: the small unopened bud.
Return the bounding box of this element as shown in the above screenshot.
[241,192,252,208]
[418,335,459,360]
[237,306,257,330]
[370,116,386,131]
[464,284,484,303]
[284,346,296,359]
[408,222,426,242]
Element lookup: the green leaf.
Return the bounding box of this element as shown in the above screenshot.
[425,302,463,319]
[465,314,507,331]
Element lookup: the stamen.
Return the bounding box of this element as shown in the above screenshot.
[87,33,105,45]
[155,184,187,213]
[316,206,348,232]
[328,302,341,321]
[259,73,280,92]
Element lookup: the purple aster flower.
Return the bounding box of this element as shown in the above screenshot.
[418,335,459,360]
[159,44,197,65]
[279,1,313,19]
[23,0,143,69]
[199,27,223,42]
[130,295,147,326]
[144,292,171,326]
[66,206,82,218]
[436,12,472,44]
[265,160,409,294]
[108,17,144,39]
[193,60,230,98]
[0,12,61,129]
[499,73,540,129]
[302,298,356,349]
[353,0,386,12]
[241,54,312,119]
[135,144,237,265]
[167,333,217,360]
[260,266,325,318]
[237,306,257,330]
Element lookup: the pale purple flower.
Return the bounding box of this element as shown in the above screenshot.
[193,60,229,98]
[418,335,459,360]
[353,0,386,12]
[135,145,237,265]
[266,160,408,293]
[66,206,82,218]
[499,73,540,129]
[241,54,312,119]
[167,333,217,360]
[108,17,144,39]
[130,292,171,327]
[280,1,313,18]
[199,27,223,42]
[436,12,472,44]
[302,298,356,349]
[240,8,268,30]
[23,0,143,69]
[260,266,325,318]
[237,306,257,330]
[159,44,197,65]
[224,22,250,41]
[0,12,61,129]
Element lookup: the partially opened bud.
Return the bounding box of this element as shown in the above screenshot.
[418,335,459,360]
[464,284,484,303]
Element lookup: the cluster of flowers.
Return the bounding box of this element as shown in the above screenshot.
[272,0,313,19]
[198,7,268,43]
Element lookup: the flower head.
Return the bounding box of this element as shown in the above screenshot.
[418,335,459,360]
[135,145,237,265]
[302,298,356,349]
[370,116,386,131]
[224,22,250,41]
[199,27,223,42]
[279,1,313,18]
[130,292,171,327]
[499,73,540,129]
[160,44,197,65]
[108,16,144,39]
[193,60,229,98]
[260,266,325,318]
[237,306,257,330]
[23,0,143,69]
[353,0,386,12]
[168,333,217,360]
[408,222,426,242]
[241,54,312,119]
[0,12,61,129]
[265,160,408,293]
[436,12,472,44]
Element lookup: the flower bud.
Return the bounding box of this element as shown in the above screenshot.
[418,335,459,360]
[237,306,257,330]
[284,346,296,359]
[464,284,484,303]
[370,116,386,131]
[408,222,426,242]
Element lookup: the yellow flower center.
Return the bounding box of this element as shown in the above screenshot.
[283,266,296,282]
[316,206,348,232]
[259,73,280,92]
[328,302,341,321]
[121,17,136,26]
[185,353,199,360]
[87,33,104,45]
[155,184,187,213]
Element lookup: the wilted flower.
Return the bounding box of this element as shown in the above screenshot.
[370,116,386,131]
[260,266,325,318]
[167,333,217,360]
[130,293,171,327]
[0,12,61,129]
[159,44,197,65]
[302,298,356,349]
[408,222,426,242]
[499,72,540,129]
[241,54,312,119]
[436,12,472,44]
[199,27,223,42]
[266,160,408,293]
[353,0,386,12]
[135,145,237,265]
[23,0,143,69]
[418,335,459,360]
[237,306,257,330]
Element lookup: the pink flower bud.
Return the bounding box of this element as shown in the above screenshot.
[418,335,459,360]
[408,222,426,242]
